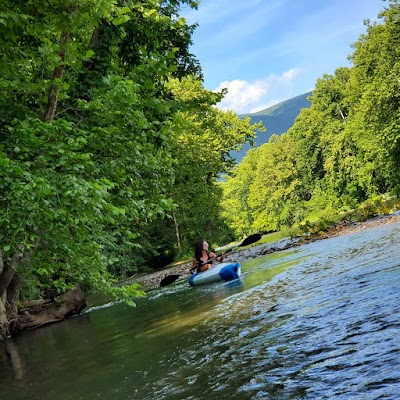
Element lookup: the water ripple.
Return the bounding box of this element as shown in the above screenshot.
[150,221,400,399]
[1,221,399,400]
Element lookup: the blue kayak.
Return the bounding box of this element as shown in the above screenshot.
[188,262,241,286]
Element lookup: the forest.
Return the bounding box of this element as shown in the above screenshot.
[1,0,399,338]
[221,0,400,236]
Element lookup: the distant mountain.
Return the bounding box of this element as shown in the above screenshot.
[231,91,312,163]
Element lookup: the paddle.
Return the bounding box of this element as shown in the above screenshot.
[159,233,262,287]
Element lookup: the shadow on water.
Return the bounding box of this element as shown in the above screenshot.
[1,221,400,399]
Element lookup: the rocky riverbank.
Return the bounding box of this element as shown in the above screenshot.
[129,211,400,291]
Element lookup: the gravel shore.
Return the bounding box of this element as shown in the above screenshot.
[128,212,400,291]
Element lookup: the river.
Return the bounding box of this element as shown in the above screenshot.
[1,220,399,399]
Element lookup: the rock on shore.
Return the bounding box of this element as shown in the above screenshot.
[129,212,400,292]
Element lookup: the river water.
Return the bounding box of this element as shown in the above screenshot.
[1,220,399,399]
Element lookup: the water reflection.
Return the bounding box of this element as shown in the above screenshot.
[3,340,25,380]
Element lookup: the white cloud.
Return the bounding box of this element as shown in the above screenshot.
[215,68,305,114]
[215,80,267,114]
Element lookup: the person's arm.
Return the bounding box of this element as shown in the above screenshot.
[217,251,225,262]
[210,251,225,263]
[188,259,198,273]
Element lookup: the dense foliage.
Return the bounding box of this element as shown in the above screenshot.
[112,77,262,274]
[221,0,400,236]
[1,0,399,339]
[0,0,260,336]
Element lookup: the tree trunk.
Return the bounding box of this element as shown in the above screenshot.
[0,249,15,340]
[0,251,24,339]
[172,210,182,254]
[44,31,70,122]
[337,106,346,122]
[0,249,4,275]
[89,27,101,49]
[0,264,16,299]
[0,293,8,341]
[6,273,21,320]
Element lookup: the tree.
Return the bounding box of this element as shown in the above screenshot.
[348,0,400,193]
[220,0,400,237]
[220,148,260,237]
[162,77,263,254]
[0,0,200,338]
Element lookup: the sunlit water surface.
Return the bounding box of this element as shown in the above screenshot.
[1,220,399,399]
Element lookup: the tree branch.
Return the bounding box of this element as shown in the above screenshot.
[44,31,70,122]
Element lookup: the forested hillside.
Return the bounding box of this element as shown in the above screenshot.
[0,0,262,338]
[232,92,312,162]
[221,0,400,237]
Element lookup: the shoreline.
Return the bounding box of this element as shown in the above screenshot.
[4,211,398,340]
[130,212,400,291]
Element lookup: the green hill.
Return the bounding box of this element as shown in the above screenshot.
[232,91,312,162]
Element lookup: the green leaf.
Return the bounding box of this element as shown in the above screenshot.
[85,50,95,59]
[112,15,131,26]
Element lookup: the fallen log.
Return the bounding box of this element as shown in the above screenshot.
[18,299,52,312]
[9,286,87,336]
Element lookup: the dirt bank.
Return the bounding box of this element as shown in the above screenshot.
[130,212,400,291]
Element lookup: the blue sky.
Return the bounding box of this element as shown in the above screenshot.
[181,0,385,114]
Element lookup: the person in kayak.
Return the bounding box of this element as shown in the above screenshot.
[190,240,225,273]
